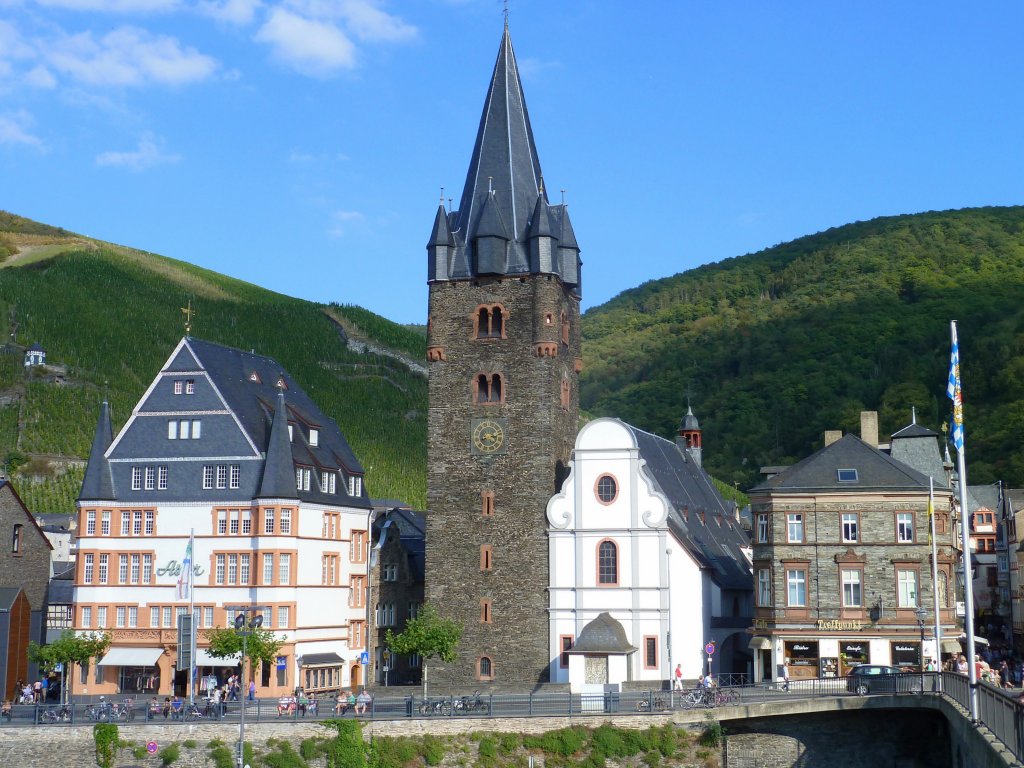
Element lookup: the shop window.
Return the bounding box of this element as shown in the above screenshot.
[597,540,618,585]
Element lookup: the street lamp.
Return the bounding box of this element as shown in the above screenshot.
[915,606,928,692]
[665,548,673,704]
[234,609,265,768]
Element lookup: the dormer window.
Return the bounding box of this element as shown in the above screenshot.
[309,428,319,447]
[185,379,195,395]
[348,476,362,497]
[249,371,261,383]
[287,424,294,442]
[837,468,858,482]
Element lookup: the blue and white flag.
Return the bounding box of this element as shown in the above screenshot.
[947,322,964,453]
[176,537,193,601]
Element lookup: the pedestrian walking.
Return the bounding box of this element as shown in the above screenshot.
[782,661,790,692]
[248,680,256,701]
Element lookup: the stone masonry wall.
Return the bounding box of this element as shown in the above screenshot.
[425,275,581,689]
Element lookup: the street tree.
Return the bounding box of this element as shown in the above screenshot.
[205,623,286,688]
[385,604,462,695]
[28,630,112,703]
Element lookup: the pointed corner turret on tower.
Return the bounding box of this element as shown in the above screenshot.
[258,391,299,500]
[80,400,116,501]
[427,199,456,282]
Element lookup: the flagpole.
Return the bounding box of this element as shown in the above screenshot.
[950,320,978,722]
[929,476,942,692]
[189,528,196,707]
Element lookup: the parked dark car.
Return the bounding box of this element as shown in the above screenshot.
[846,664,923,695]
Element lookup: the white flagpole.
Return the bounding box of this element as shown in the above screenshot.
[950,320,978,722]
[189,528,196,706]
[929,476,942,691]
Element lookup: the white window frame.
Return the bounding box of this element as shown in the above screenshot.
[309,429,318,447]
[897,569,918,608]
[756,513,769,544]
[144,466,155,490]
[131,467,142,491]
[191,420,201,439]
[841,569,862,607]
[841,513,859,543]
[279,553,291,584]
[229,464,240,489]
[215,554,225,585]
[787,513,803,543]
[757,568,772,606]
[168,421,178,439]
[84,554,94,583]
[179,420,190,440]
[185,379,195,394]
[786,568,807,607]
[216,465,227,490]
[86,511,96,535]
[263,553,274,584]
[158,466,168,490]
[173,380,183,395]
[897,512,914,543]
[280,509,291,535]
[203,466,214,490]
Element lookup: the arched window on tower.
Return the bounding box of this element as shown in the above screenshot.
[475,374,490,403]
[489,374,502,402]
[561,311,570,345]
[475,304,506,339]
[474,373,504,404]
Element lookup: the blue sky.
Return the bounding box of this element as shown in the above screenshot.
[2,1,1023,325]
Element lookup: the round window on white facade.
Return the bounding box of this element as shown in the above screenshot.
[595,474,618,504]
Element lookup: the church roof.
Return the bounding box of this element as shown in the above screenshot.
[567,612,636,655]
[624,424,751,591]
[680,405,700,431]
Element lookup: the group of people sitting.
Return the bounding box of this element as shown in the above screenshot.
[333,689,371,716]
[277,690,318,717]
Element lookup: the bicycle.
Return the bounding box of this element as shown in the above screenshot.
[39,705,72,723]
[184,703,205,721]
[418,697,451,716]
[635,694,668,712]
[455,691,486,714]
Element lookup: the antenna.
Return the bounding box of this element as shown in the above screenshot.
[503,0,509,28]
[912,405,917,424]
[560,188,566,205]
[439,187,445,205]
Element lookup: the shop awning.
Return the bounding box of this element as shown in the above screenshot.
[98,647,163,667]
[195,650,240,667]
[748,637,772,651]
[300,653,344,667]
[941,639,963,654]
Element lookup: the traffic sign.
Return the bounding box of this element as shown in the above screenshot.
[360,651,369,664]
[705,642,716,655]
[146,742,158,754]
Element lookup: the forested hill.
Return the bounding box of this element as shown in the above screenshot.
[580,206,1024,490]
[0,212,427,513]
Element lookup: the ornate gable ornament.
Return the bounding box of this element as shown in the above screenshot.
[834,547,866,564]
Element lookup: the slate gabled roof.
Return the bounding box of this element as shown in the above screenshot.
[624,424,751,591]
[751,433,934,493]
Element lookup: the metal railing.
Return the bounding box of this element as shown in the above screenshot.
[4,670,1024,765]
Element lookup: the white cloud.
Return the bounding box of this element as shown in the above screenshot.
[95,132,180,170]
[255,7,356,76]
[48,26,218,86]
[0,110,43,147]
[0,19,34,61]
[24,65,57,88]
[197,0,261,25]
[288,0,415,42]
[31,0,181,11]
[329,208,364,237]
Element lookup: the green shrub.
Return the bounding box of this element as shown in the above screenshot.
[132,744,148,760]
[421,734,446,766]
[657,725,679,757]
[643,749,661,768]
[699,719,724,748]
[261,739,306,768]
[183,739,197,749]
[498,733,520,754]
[322,719,366,768]
[93,723,119,768]
[477,737,497,758]
[299,738,320,761]
[159,742,181,766]
[523,727,587,757]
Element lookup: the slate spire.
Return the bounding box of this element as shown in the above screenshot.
[455,24,542,258]
[258,391,299,499]
[79,400,115,500]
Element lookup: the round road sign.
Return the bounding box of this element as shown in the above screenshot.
[146,742,158,754]
[705,642,715,655]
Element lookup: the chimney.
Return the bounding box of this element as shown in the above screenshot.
[860,411,879,448]
[824,430,842,447]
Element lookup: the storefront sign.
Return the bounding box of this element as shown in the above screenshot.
[752,618,771,630]
[816,619,864,631]
[156,560,205,578]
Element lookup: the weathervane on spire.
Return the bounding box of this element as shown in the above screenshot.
[180,299,195,336]
[503,0,509,28]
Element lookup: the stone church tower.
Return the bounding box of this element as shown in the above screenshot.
[424,22,582,688]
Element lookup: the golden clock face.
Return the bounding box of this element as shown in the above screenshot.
[472,418,506,454]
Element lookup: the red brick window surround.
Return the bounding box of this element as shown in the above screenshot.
[481,491,495,517]
[474,305,507,339]
[597,539,618,586]
[559,635,573,668]
[477,656,494,681]
[560,377,570,409]
[473,373,504,404]
[595,474,618,505]
[480,545,493,571]
[480,599,492,624]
